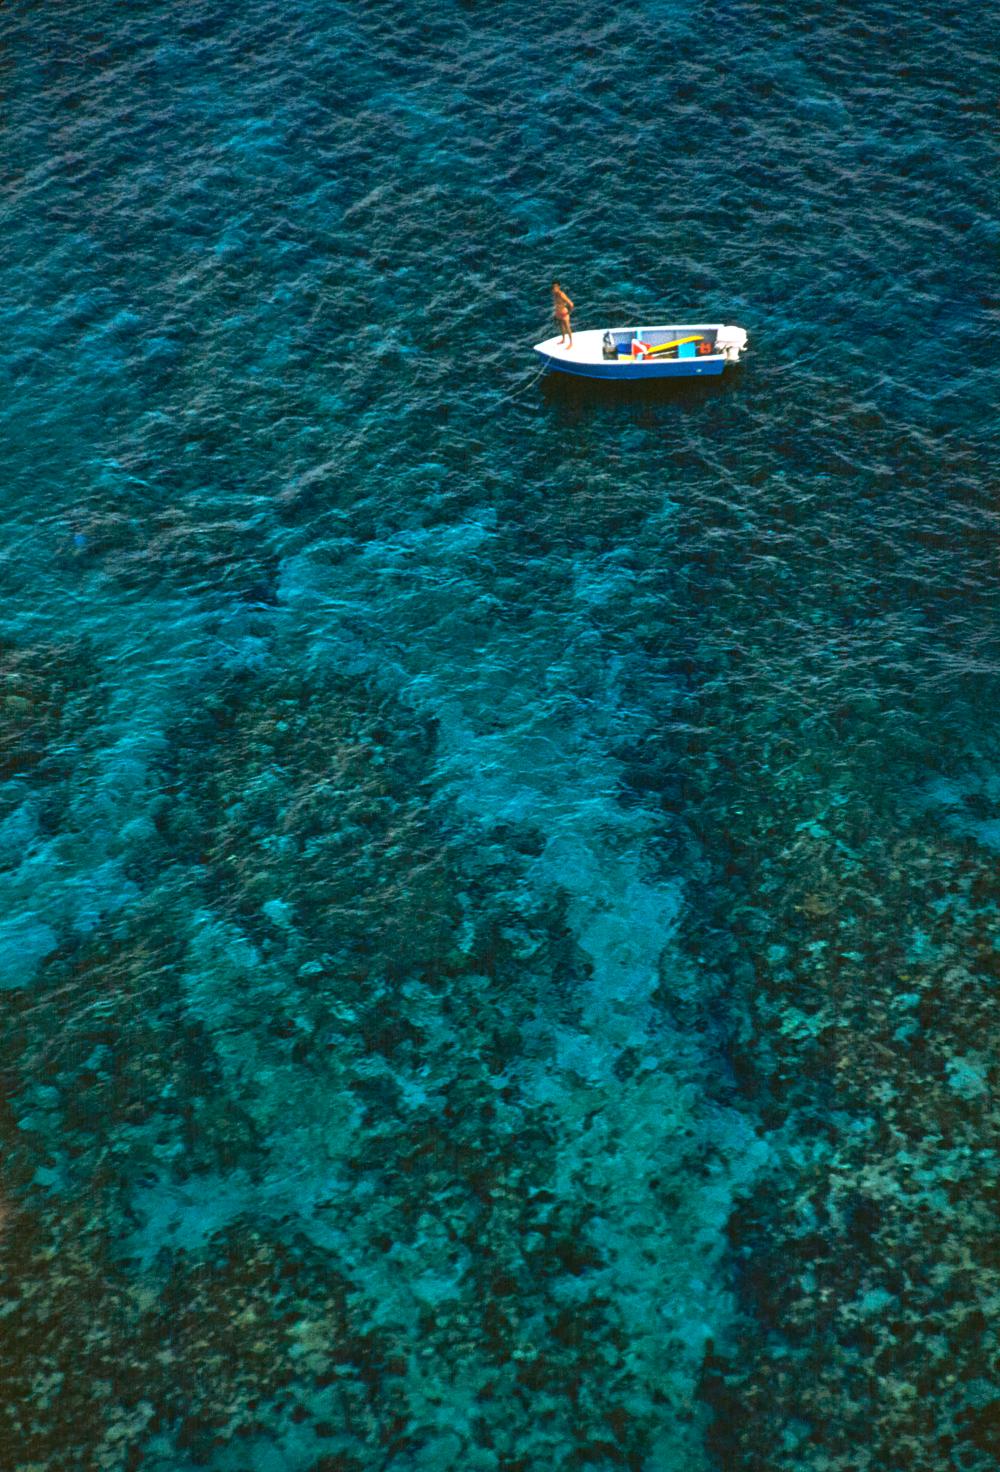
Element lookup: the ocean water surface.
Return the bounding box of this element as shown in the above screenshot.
[1,2,998,1469]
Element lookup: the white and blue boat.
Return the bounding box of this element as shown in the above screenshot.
[533,322,748,380]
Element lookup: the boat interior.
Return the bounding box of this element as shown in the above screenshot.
[607,327,719,358]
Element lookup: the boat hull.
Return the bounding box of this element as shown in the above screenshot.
[532,323,747,382]
[534,352,727,380]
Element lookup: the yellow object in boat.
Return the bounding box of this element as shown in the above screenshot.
[645,335,705,356]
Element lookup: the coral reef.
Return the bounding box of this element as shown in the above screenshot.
[1,666,740,1472]
[666,674,1000,1470]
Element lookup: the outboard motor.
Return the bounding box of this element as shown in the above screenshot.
[602,331,617,359]
[716,326,749,363]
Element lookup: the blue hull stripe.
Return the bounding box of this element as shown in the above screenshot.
[534,352,727,380]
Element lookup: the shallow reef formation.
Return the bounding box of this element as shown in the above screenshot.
[1,662,739,1472]
[660,649,1000,1469]
[3,574,998,1472]
[700,806,1000,1472]
[0,637,104,790]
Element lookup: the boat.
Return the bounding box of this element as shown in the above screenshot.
[533,323,748,380]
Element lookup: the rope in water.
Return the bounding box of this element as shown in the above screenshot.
[494,354,552,407]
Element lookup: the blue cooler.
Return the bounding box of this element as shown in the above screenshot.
[678,341,696,359]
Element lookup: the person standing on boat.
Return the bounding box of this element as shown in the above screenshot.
[552,281,574,348]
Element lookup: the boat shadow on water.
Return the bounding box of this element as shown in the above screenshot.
[538,361,746,422]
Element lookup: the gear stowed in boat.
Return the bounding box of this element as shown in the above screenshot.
[533,322,748,380]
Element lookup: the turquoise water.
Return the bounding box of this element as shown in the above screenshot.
[1,2,998,1469]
